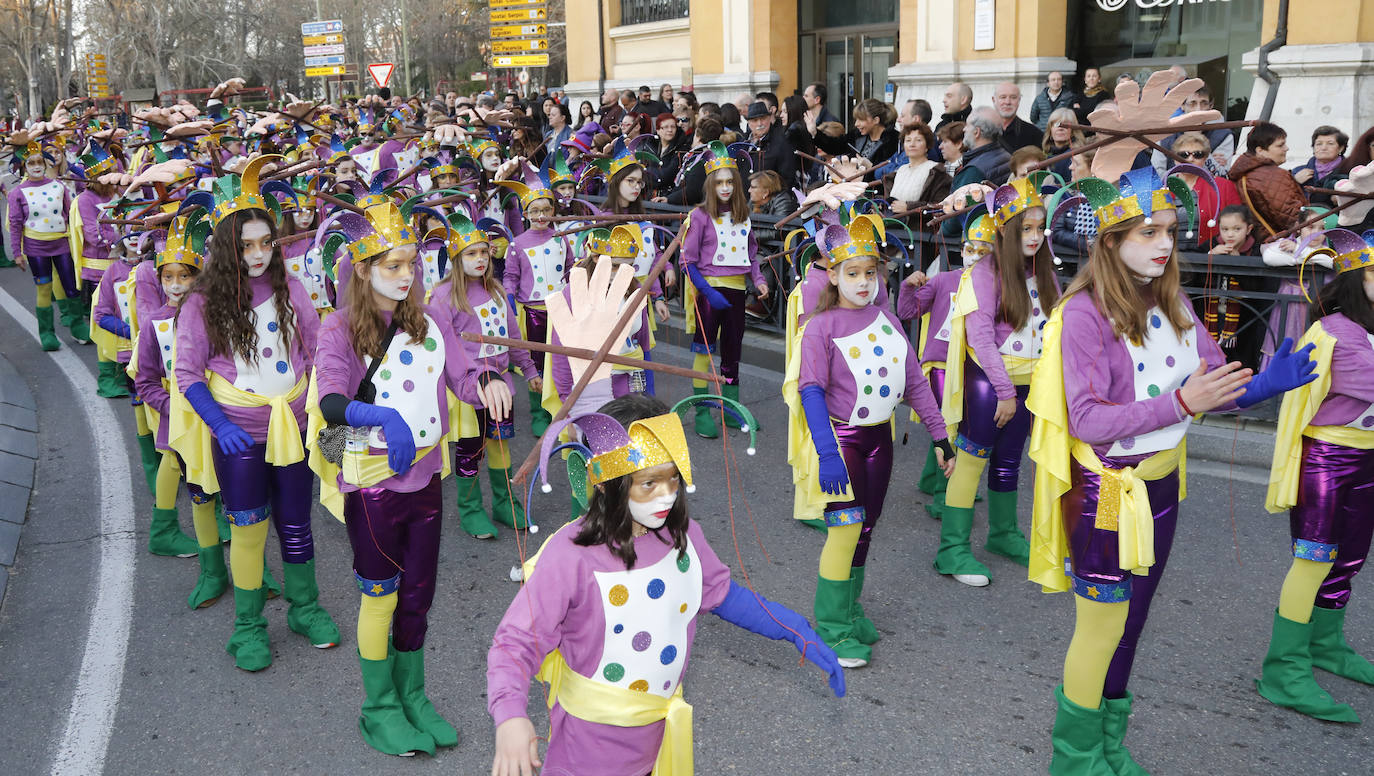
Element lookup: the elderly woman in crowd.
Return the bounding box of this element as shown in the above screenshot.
[1041,107,1083,180]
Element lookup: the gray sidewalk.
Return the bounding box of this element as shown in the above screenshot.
[0,353,37,607]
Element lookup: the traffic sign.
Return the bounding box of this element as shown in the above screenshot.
[490,0,543,6]
[492,38,547,54]
[492,54,549,68]
[303,44,346,56]
[490,7,547,23]
[301,19,343,35]
[86,76,109,85]
[87,68,107,77]
[306,65,345,77]
[490,23,547,38]
[305,54,346,67]
[301,33,344,46]
[85,53,106,61]
[367,63,396,88]
[470,72,488,81]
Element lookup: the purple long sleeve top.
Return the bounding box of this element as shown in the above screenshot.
[486,518,732,776]
[93,259,138,361]
[963,258,1060,401]
[1309,313,1374,427]
[897,270,962,365]
[133,260,167,331]
[175,273,320,441]
[428,278,538,394]
[315,304,489,492]
[76,189,119,281]
[133,303,179,450]
[504,225,572,305]
[8,178,70,257]
[680,207,763,287]
[798,304,948,439]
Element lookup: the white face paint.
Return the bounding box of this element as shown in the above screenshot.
[460,243,491,277]
[292,209,315,230]
[961,241,992,267]
[1019,207,1046,258]
[370,247,416,302]
[480,148,502,172]
[628,493,677,530]
[239,219,273,278]
[1117,210,1178,282]
[829,258,879,308]
[1363,267,1374,305]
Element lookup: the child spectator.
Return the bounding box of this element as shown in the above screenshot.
[1200,204,1266,368]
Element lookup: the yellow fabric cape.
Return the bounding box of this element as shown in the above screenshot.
[1027,303,1187,593]
[519,522,693,776]
[781,319,854,521]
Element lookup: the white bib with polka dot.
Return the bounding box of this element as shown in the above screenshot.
[153,315,177,374]
[367,314,445,450]
[286,248,331,310]
[522,236,567,303]
[933,291,957,343]
[483,194,506,224]
[419,246,444,291]
[232,298,298,396]
[21,181,66,234]
[999,276,1049,360]
[834,313,907,426]
[395,145,419,176]
[634,222,656,278]
[352,147,379,177]
[709,214,751,268]
[475,295,510,359]
[1344,334,1374,431]
[592,538,703,699]
[114,272,137,336]
[1107,307,1200,458]
[613,313,645,371]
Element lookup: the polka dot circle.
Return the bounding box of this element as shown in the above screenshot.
[275,361,289,374]
[632,631,652,651]
[659,645,678,665]
[424,337,437,352]
[1136,362,1145,372]
[402,379,415,392]
[628,679,649,692]
[602,663,625,682]
[857,406,870,419]
[608,584,629,606]
[399,350,414,365]
[676,553,691,572]
[1147,384,1161,397]
[646,578,665,599]
[613,624,624,634]
[267,321,278,332]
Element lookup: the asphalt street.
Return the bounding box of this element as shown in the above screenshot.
[0,264,1370,776]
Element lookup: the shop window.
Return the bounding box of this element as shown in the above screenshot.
[620,0,689,26]
[799,0,897,31]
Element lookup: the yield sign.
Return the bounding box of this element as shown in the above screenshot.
[367,62,395,88]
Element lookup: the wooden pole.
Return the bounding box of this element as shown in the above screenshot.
[458,333,714,382]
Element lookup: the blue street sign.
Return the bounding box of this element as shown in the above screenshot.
[301,19,343,36]
[304,54,346,67]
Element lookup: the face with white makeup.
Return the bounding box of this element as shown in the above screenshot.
[239,218,274,278]
[369,246,417,304]
[827,256,880,309]
[159,262,196,306]
[1115,208,1179,282]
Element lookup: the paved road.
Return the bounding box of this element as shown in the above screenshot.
[0,266,1369,776]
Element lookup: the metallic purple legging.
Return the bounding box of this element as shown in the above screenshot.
[1290,437,1374,610]
[691,286,746,385]
[928,367,946,411]
[1061,459,1181,699]
[957,359,1032,492]
[29,250,78,297]
[453,406,514,477]
[210,440,316,563]
[344,475,443,651]
[826,421,894,568]
[522,306,548,377]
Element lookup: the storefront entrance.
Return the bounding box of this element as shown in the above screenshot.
[798,0,898,126]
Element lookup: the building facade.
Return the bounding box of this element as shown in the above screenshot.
[564,0,1374,162]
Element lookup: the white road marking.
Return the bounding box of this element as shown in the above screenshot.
[0,286,137,776]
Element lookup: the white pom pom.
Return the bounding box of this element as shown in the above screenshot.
[1043,228,1051,236]
[904,262,912,269]
[1185,231,1195,240]
[508,565,524,583]
[1207,218,1217,228]
[686,484,696,494]
[1144,216,1153,225]
[529,524,540,534]
[746,447,757,456]
[908,242,916,251]
[1053,257,1063,266]
[540,482,552,493]
[740,424,751,433]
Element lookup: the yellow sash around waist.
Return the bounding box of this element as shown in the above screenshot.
[24,228,66,241]
[208,373,307,465]
[1304,426,1374,449]
[535,649,693,776]
[1070,441,1184,576]
[88,281,131,360]
[82,256,115,274]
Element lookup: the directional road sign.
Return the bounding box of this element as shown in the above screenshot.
[301,19,343,35]
[490,23,547,38]
[303,44,346,56]
[305,54,346,67]
[305,66,345,77]
[301,33,344,46]
[492,38,548,54]
[492,54,549,68]
[490,7,547,23]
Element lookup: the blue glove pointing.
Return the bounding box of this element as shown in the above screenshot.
[1237,337,1318,408]
[686,264,730,311]
[800,385,849,495]
[712,581,846,697]
[185,381,254,455]
[346,401,416,475]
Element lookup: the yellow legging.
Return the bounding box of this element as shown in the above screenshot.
[818,522,862,582]
[191,500,218,549]
[358,592,398,660]
[134,404,151,437]
[155,452,182,510]
[1063,596,1129,708]
[36,282,53,307]
[1278,557,1336,623]
[229,520,270,590]
[486,437,511,469]
[945,449,987,510]
[692,353,712,390]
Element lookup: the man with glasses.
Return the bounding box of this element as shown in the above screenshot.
[1152,84,1235,176]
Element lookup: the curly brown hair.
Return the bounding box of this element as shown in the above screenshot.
[343,249,429,359]
[196,210,298,364]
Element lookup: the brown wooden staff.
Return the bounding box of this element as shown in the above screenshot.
[547,213,685,223]
[314,191,368,216]
[1032,119,1258,173]
[459,333,713,382]
[261,158,324,182]
[771,179,883,231]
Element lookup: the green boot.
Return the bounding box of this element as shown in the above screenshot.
[1101,692,1149,776]
[1255,610,1359,722]
[985,489,1030,566]
[1309,605,1374,684]
[283,559,341,648]
[1049,685,1117,776]
[359,651,436,756]
[849,566,880,646]
[529,388,551,437]
[933,505,991,584]
[799,518,828,533]
[456,475,498,538]
[187,544,229,609]
[135,434,159,497]
[148,507,199,557]
[721,383,746,430]
[225,585,272,672]
[263,564,281,600]
[36,305,60,351]
[59,298,90,344]
[918,443,941,496]
[925,488,946,521]
[814,575,871,666]
[0,242,14,267]
[392,648,459,747]
[96,360,129,398]
[692,386,719,439]
[488,467,529,530]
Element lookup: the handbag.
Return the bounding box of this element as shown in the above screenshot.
[318,318,401,465]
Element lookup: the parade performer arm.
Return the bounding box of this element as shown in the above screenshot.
[964,262,1016,402]
[431,300,513,421]
[1235,336,1319,408]
[746,221,768,299]
[893,312,954,471]
[95,267,130,339]
[711,580,846,697]
[7,187,25,269]
[682,210,728,310]
[79,193,118,254]
[895,271,932,322]
[175,293,252,454]
[133,317,169,416]
[287,278,321,370]
[314,312,418,475]
[184,382,253,454]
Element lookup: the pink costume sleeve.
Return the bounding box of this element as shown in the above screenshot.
[79,193,118,255]
[891,310,948,441]
[7,186,25,254]
[133,261,166,327]
[965,261,1016,400]
[173,292,211,394]
[133,315,170,416]
[896,277,937,322]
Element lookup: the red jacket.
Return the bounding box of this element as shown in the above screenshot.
[1192,176,1242,245]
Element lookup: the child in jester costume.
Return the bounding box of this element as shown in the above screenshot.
[71,140,129,397]
[8,139,89,349]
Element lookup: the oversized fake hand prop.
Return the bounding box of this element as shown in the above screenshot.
[432,124,470,145]
[800,181,870,211]
[1334,165,1374,227]
[1087,71,1222,182]
[545,255,639,387]
[166,120,213,138]
[131,160,194,187]
[210,78,245,100]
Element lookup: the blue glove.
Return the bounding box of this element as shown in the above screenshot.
[346,401,416,475]
[99,314,130,340]
[1237,337,1318,408]
[712,581,846,697]
[685,264,729,311]
[800,385,848,495]
[185,381,253,455]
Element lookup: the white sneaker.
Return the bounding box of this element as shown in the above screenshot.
[474,532,495,540]
[837,656,869,669]
[953,573,990,587]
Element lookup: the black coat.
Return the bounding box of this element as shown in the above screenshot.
[814,126,899,166]
[748,122,800,189]
[999,116,1043,154]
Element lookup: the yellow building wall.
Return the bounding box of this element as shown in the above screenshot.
[688,0,725,77]
[752,0,798,97]
[565,0,614,84]
[955,0,1067,60]
[1265,0,1374,44]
